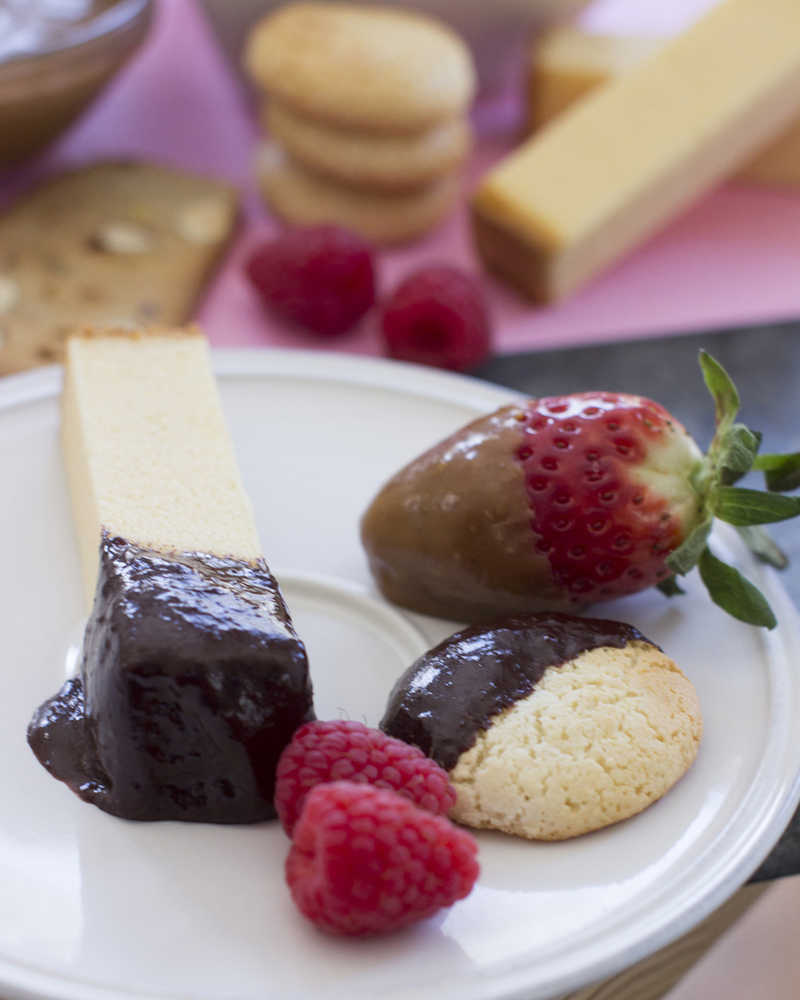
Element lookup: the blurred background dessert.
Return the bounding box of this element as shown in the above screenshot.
[243,2,476,243]
[201,0,590,94]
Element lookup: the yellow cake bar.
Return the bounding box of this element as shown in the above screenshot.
[473,0,800,302]
[61,327,262,606]
[527,24,800,189]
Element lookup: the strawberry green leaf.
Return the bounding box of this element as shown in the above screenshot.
[698,548,776,629]
[717,424,761,485]
[714,486,800,525]
[699,351,739,430]
[753,452,800,493]
[657,575,685,597]
[736,526,789,570]
[666,516,713,576]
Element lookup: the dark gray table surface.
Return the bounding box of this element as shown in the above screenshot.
[473,321,800,882]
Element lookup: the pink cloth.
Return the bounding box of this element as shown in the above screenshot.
[5,0,800,357]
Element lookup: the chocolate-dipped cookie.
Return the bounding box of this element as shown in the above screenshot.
[381,613,702,841]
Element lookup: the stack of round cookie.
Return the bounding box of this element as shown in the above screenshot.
[244,2,476,245]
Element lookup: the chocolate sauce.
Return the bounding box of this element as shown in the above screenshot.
[27,533,314,823]
[381,613,651,770]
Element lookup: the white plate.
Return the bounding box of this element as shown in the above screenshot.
[3,350,800,1000]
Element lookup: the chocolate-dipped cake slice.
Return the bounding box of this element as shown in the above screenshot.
[28,327,313,822]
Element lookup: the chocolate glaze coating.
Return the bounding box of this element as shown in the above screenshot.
[360,406,569,623]
[381,612,651,771]
[28,533,314,823]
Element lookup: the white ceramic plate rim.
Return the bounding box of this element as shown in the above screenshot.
[2,348,800,1000]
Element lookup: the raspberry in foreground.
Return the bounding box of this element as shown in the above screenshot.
[245,225,376,337]
[381,266,491,371]
[275,719,456,836]
[286,781,479,935]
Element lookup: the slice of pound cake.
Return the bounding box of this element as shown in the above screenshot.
[27,327,314,823]
[381,613,701,840]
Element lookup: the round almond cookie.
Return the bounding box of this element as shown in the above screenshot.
[381,613,702,841]
[256,146,461,245]
[244,2,476,134]
[264,100,472,192]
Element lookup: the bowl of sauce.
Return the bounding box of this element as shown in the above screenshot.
[0,0,153,166]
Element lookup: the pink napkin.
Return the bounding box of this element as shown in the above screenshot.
[7,0,800,357]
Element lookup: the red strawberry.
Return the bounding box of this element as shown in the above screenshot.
[361,352,800,628]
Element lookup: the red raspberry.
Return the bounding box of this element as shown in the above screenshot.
[245,225,376,337]
[381,266,491,371]
[275,719,456,836]
[286,781,479,935]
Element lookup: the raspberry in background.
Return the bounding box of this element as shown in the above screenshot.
[275,719,456,836]
[286,781,479,935]
[245,225,376,337]
[381,265,491,371]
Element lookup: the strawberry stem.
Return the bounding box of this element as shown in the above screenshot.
[735,526,788,570]
[657,576,685,597]
[699,351,740,433]
[698,548,777,629]
[663,351,800,628]
[753,451,800,492]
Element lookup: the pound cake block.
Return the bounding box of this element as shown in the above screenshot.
[27,328,314,823]
[527,26,661,134]
[61,328,261,605]
[472,0,800,301]
[0,162,238,375]
[382,614,701,841]
[527,24,800,188]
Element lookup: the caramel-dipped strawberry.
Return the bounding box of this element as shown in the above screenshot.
[361,353,800,628]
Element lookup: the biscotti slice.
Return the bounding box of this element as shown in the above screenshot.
[0,162,238,376]
[382,613,702,841]
[473,0,800,302]
[27,327,314,824]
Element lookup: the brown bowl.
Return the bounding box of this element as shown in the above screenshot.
[0,0,153,167]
